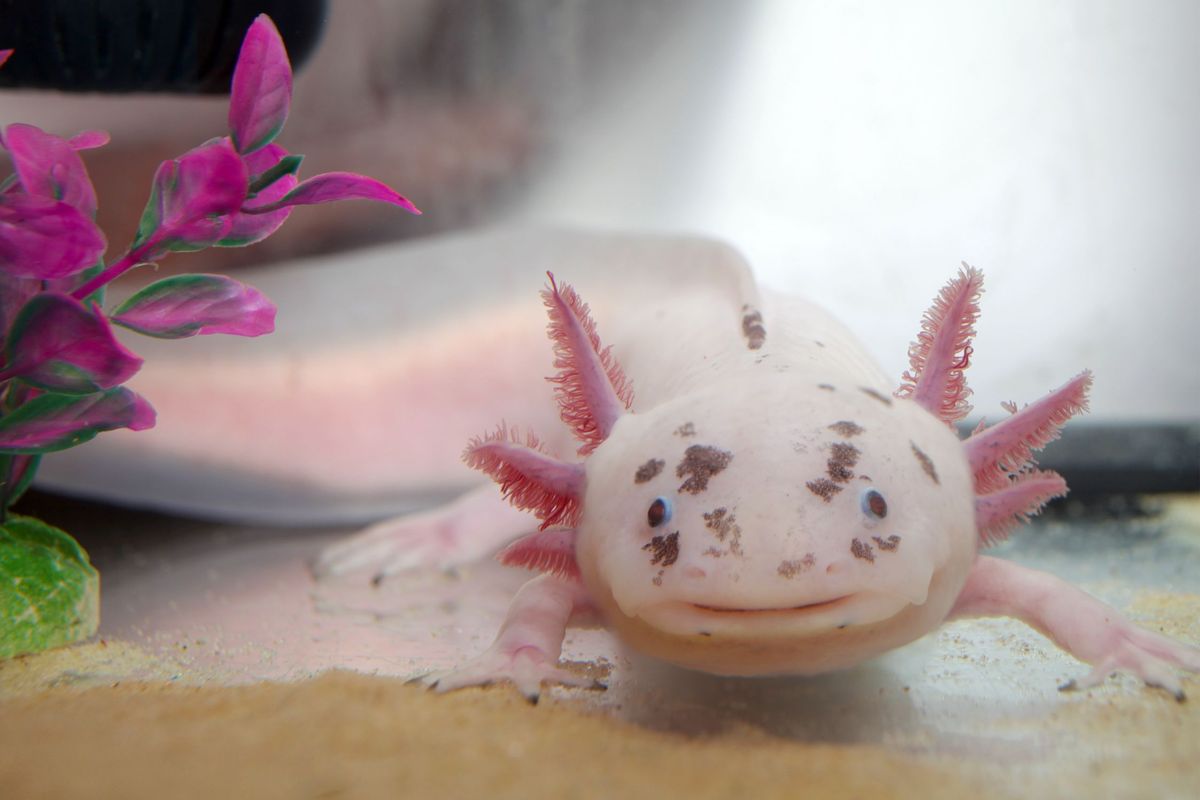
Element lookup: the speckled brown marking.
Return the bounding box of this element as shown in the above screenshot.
[860,387,893,406]
[676,445,733,494]
[818,383,836,391]
[806,478,842,502]
[634,458,665,484]
[652,570,664,587]
[910,442,939,484]
[703,507,743,556]
[674,422,696,437]
[873,535,901,552]
[828,421,864,438]
[851,538,876,563]
[702,546,726,558]
[742,309,766,350]
[777,553,816,578]
[643,531,680,567]
[826,442,860,483]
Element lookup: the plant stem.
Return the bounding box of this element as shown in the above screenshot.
[69,233,163,302]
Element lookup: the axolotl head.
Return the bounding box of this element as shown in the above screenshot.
[576,379,976,675]
[466,270,1090,677]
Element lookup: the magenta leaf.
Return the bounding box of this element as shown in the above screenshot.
[243,172,422,216]
[0,193,107,279]
[0,293,142,393]
[68,130,111,151]
[2,123,99,217]
[0,273,40,339]
[228,15,292,155]
[218,144,298,247]
[135,138,249,254]
[0,50,11,69]
[0,387,155,454]
[111,274,275,339]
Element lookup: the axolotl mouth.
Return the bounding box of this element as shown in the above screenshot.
[635,592,911,639]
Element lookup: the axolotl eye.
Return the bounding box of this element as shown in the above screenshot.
[861,488,888,520]
[647,497,672,528]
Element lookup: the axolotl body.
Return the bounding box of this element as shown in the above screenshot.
[322,255,1200,700]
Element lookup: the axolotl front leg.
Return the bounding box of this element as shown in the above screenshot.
[422,572,603,703]
[952,556,1200,701]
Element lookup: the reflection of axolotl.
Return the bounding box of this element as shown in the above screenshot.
[322,260,1200,701]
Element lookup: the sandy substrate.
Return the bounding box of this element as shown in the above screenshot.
[1,638,1198,800]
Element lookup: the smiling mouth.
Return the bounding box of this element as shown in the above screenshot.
[632,594,863,639]
[688,595,854,617]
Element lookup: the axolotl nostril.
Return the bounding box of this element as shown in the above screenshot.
[327,261,1200,702]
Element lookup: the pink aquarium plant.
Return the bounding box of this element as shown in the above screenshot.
[0,16,419,659]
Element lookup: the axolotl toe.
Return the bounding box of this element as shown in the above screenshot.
[414,265,1200,702]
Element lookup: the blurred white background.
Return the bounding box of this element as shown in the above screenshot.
[514,0,1200,421]
[5,0,1197,421]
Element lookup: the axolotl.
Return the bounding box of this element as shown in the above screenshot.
[320,259,1200,702]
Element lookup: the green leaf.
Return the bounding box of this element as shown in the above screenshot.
[0,514,99,659]
[248,153,303,194]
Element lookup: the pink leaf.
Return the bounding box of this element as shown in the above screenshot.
[137,138,248,254]
[111,274,276,339]
[68,130,111,150]
[0,387,155,454]
[242,171,421,215]
[0,50,11,69]
[2,123,99,217]
[219,144,296,246]
[0,293,142,393]
[228,15,293,155]
[0,193,107,279]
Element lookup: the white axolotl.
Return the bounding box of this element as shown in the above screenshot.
[320,260,1200,703]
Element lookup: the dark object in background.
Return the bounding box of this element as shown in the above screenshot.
[959,421,1200,499]
[0,0,325,93]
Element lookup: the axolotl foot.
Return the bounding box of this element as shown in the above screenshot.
[417,647,605,704]
[1056,622,1200,702]
[314,486,532,582]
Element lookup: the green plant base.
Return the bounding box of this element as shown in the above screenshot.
[0,514,99,659]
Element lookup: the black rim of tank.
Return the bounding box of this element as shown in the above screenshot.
[0,0,326,93]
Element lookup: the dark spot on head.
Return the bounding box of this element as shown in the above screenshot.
[806,478,843,502]
[676,445,733,494]
[828,421,864,438]
[818,384,836,391]
[643,531,680,567]
[742,309,766,350]
[634,458,665,484]
[860,387,893,406]
[826,442,860,483]
[873,535,901,552]
[777,553,816,579]
[910,442,939,484]
[674,422,696,437]
[851,538,876,563]
[703,507,743,556]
